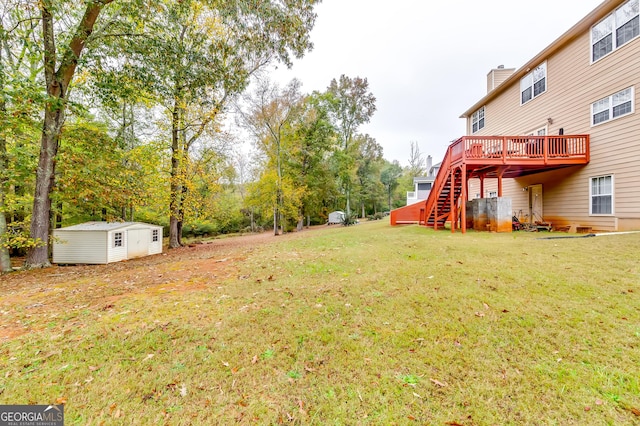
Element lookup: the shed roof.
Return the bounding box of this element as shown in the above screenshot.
[57,221,160,232]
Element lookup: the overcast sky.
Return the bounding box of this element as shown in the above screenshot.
[268,0,604,167]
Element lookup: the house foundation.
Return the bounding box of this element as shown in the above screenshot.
[467,198,512,233]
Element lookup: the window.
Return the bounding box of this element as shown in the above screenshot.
[472,107,485,133]
[592,87,634,125]
[520,63,546,105]
[114,232,123,247]
[152,229,159,242]
[592,0,639,62]
[527,126,547,136]
[590,175,613,215]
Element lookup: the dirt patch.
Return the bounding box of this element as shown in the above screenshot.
[0,226,331,341]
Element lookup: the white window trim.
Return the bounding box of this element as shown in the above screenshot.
[591,0,640,63]
[589,174,615,216]
[527,125,548,136]
[591,86,635,126]
[471,106,485,133]
[114,232,123,248]
[520,62,547,105]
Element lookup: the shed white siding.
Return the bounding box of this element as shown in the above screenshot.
[328,211,345,224]
[52,230,108,264]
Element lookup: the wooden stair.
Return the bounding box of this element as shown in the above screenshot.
[390,134,590,232]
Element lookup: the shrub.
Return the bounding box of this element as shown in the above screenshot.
[341,213,359,226]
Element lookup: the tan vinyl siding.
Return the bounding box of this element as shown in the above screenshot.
[53,231,108,264]
[465,18,640,231]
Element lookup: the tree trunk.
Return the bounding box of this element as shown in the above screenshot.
[25,108,64,268]
[273,208,278,236]
[169,100,183,248]
[0,48,10,272]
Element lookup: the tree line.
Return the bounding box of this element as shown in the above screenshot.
[0,0,428,272]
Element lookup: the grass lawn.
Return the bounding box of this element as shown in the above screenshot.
[1,221,639,425]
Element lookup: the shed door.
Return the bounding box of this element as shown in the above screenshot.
[127,229,149,259]
[529,184,543,223]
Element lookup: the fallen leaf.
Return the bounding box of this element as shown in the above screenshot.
[408,415,417,421]
[267,275,274,281]
[445,422,464,426]
[626,406,640,416]
[483,303,490,310]
[474,312,485,317]
[55,396,67,405]
[180,384,187,397]
[251,355,258,364]
[584,406,591,411]
[430,378,448,387]
[502,309,509,313]
[595,399,603,406]
[88,365,100,371]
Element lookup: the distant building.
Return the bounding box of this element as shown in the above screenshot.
[405,156,441,205]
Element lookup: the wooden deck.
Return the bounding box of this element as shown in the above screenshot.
[450,135,590,179]
[390,135,590,230]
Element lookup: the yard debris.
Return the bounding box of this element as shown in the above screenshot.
[430,378,448,387]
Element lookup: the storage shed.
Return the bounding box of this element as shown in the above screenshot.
[53,222,164,264]
[327,211,345,225]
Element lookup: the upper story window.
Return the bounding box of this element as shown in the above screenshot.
[592,87,634,125]
[520,63,546,105]
[471,107,485,133]
[592,0,639,62]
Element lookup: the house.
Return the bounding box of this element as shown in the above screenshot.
[406,156,441,206]
[53,222,164,264]
[392,0,640,233]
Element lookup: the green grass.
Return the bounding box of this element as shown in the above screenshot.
[1,222,639,424]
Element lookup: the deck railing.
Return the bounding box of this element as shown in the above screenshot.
[450,135,590,164]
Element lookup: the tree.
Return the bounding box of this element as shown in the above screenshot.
[98,0,319,247]
[407,141,426,178]
[325,75,376,216]
[1,1,49,271]
[354,134,384,217]
[239,79,303,235]
[381,160,403,210]
[24,0,120,268]
[284,92,336,229]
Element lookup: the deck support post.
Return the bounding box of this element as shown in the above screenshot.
[461,164,467,234]
[450,168,455,233]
